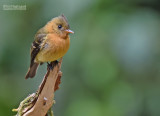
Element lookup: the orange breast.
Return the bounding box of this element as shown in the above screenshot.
[35,34,70,62]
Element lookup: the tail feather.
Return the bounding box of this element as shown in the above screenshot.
[25,63,39,79]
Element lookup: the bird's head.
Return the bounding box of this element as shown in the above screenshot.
[45,14,74,38]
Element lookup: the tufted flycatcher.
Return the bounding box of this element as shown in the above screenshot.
[25,15,74,79]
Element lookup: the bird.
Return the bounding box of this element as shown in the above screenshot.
[25,14,74,79]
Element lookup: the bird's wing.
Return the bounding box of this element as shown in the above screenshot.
[30,33,47,67]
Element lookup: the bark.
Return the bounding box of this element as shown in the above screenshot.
[13,58,62,116]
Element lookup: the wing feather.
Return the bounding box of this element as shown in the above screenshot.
[30,34,46,67]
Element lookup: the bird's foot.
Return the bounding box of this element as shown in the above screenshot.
[47,62,53,70]
[47,60,58,70]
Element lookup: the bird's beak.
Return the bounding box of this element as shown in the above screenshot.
[65,29,74,34]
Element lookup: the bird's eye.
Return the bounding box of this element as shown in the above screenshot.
[58,24,62,29]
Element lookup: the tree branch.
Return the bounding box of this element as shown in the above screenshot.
[13,58,63,116]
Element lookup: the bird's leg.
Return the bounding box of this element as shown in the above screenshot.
[47,60,58,70]
[47,62,53,70]
[54,60,58,65]
[51,60,59,68]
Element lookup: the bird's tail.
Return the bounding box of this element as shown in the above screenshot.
[25,63,39,79]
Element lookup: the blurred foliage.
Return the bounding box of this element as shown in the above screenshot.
[0,0,160,116]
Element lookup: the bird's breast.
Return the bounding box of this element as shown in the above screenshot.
[35,34,70,62]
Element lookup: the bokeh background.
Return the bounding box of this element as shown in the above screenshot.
[0,0,160,116]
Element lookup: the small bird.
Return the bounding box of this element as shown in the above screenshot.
[25,15,74,79]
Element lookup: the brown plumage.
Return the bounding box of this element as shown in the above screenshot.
[25,15,74,79]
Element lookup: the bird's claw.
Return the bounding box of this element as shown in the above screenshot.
[47,61,58,70]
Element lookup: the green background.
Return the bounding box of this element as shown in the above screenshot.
[0,0,160,116]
